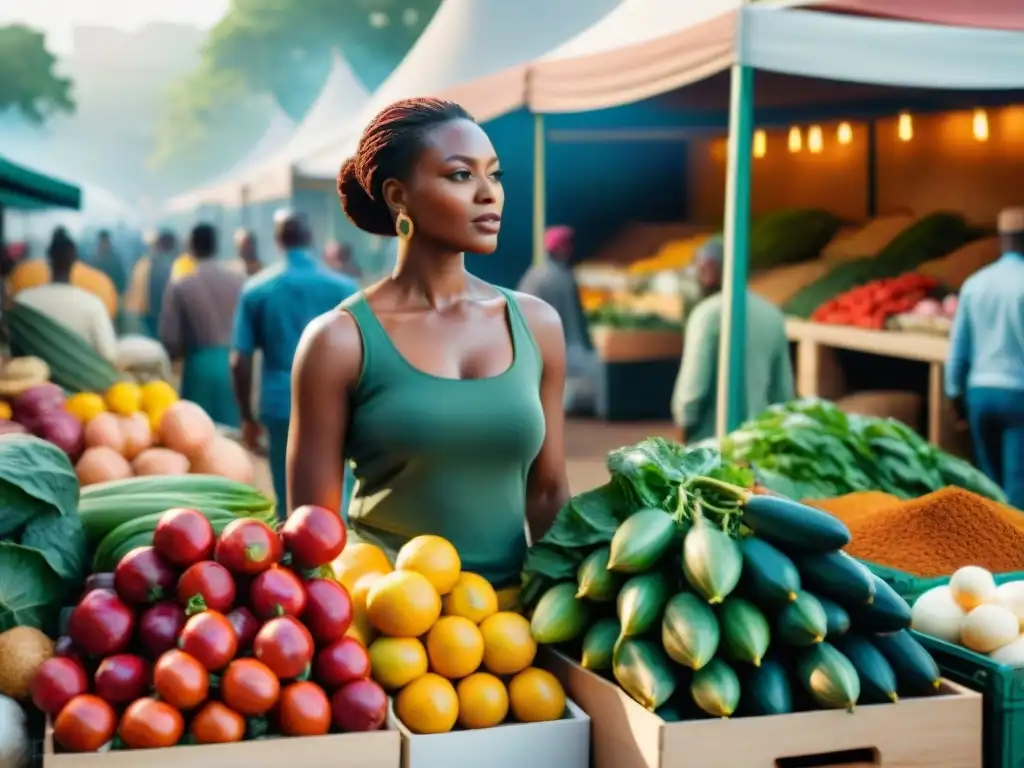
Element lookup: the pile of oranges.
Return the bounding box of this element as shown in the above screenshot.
[332,535,566,734]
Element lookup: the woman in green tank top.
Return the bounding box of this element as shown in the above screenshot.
[287,98,570,591]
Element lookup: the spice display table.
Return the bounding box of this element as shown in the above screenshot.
[786,318,952,446]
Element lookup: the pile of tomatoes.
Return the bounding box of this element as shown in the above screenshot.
[30,505,389,753]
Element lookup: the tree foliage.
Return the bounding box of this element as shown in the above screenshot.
[0,25,74,124]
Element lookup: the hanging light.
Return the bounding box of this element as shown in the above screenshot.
[753,129,767,158]
[808,125,824,153]
[788,126,802,153]
[898,112,913,142]
[836,122,853,145]
[973,108,989,141]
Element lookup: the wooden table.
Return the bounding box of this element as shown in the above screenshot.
[785,318,952,445]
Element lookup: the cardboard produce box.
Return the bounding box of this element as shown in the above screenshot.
[545,650,983,768]
[387,699,589,768]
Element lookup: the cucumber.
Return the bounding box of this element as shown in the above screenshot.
[797,642,860,711]
[777,591,828,647]
[741,495,851,553]
[530,582,592,644]
[739,537,800,605]
[607,508,677,573]
[581,618,620,671]
[872,630,941,696]
[691,658,741,718]
[848,575,912,633]
[720,598,771,667]
[576,547,621,602]
[818,596,851,639]
[613,638,677,711]
[794,551,876,606]
[92,509,236,572]
[742,657,793,716]
[835,634,899,704]
[661,592,720,670]
[682,514,741,604]
[617,571,672,637]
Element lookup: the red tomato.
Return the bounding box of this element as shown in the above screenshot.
[179,610,238,671]
[278,681,331,736]
[30,657,89,716]
[331,678,388,732]
[118,698,184,749]
[190,701,245,744]
[68,589,135,657]
[226,606,261,650]
[303,579,353,644]
[153,508,215,567]
[254,616,314,679]
[137,601,187,659]
[314,636,370,690]
[153,649,209,710]
[53,694,117,752]
[221,658,281,716]
[281,505,347,569]
[178,561,236,613]
[215,519,282,575]
[249,566,306,619]
[53,637,86,667]
[93,654,150,705]
[114,546,178,605]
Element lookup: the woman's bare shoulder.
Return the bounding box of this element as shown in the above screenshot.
[509,290,563,335]
[294,307,364,385]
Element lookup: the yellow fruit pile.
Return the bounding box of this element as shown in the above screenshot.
[349,534,566,734]
[65,381,180,431]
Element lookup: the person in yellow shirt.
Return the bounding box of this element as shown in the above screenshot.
[6,244,118,318]
[125,230,179,337]
[172,250,196,281]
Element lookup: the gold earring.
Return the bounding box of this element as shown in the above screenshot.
[396,211,414,240]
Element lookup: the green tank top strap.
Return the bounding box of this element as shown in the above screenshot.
[493,286,542,374]
[340,292,402,385]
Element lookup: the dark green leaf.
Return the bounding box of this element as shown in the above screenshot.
[542,483,624,550]
[21,511,88,585]
[0,541,63,632]
[0,435,79,519]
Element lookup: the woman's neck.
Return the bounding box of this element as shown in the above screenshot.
[391,238,469,309]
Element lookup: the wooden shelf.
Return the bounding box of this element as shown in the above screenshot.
[785,318,949,364]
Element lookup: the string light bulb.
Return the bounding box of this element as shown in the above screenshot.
[808,125,823,154]
[836,122,853,145]
[898,112,913,142]
[787,126,802,153]
[753,129,767,158]
[973,109,989,141]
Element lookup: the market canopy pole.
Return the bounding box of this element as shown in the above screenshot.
[715,14,754,438]
[532,113,547,265]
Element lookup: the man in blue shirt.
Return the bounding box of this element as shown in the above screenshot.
[231,211,358,518]
[946,207,1024,508]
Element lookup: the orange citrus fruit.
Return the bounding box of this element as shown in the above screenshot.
[443,572,499,624]
[332,543,392,592]
[456,672,509,729]
[365,570,441,638]
[508,667,566,723]
[478,612,537,676]
[425,616,484,680]
[368,636,429,690]
[394,673,459,735]
[396,535,461,595]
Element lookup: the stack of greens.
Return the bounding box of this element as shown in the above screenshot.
[722,399,1005,503]
[521,439,943,719]
[0,435,87,632]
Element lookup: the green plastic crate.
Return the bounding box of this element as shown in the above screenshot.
[858,559,950,602]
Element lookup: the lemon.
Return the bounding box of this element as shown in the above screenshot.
[479,612,537,676]
[456,672,509,729]
[366,570,441,638]
[140,380,179,413]
[396,535,461,595]
[345,610,377,648]
[395,673,459,735]
[508,667,566,723]
[368,636,428,690]
[425,616,484,680]
[104,381,142,416]
[350,572,386,613]
[333,543,393,592]
[443,572,499,624]
[64,392,106,423]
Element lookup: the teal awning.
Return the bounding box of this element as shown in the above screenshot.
[0,156,81,211]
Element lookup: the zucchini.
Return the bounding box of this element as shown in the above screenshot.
[682,514,741,604]
[576,547,621,602]
[607,508,677,573]
[777,591,828,647]
[720,598,771,667]
[794,551,876,606]
[613,638,677,711]
[848,575,912,633]
[617,571,672,637]
[818,596,851,639]
[93,509,236,572]
[79,496,274,545]
[742,657,793,716]
[691,658,741,718]
[530,582,591,644]
[797,642,860,711]
[80,474,274,501]
[581,618,620,671]
[93,531,154,573]
[835,634,899,704]
[741,495,851,553]
[739,537,800,605]
[872,630,941,696]
[661,592,720,670]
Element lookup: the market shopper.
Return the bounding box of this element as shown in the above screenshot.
[125,230,178,337]
[231,211,358,515]
[945,206,1024,508]
[671,237,794,442]
[236,228,263,276]
[159,223,245,427]
[289,98,569,597]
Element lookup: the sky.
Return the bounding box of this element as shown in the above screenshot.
[0,0,231,52]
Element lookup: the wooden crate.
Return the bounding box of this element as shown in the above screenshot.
[591,327,682,363]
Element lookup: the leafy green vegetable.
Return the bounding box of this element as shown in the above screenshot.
[0,435,79,518]
[22,512,87,586]
[0,541,64,632]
